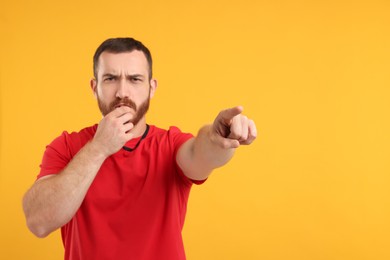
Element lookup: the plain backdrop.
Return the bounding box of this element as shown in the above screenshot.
[1,0,389,259]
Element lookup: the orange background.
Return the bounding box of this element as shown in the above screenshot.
[1,0,389,259]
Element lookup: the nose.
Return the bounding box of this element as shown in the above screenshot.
[116,78,131,99]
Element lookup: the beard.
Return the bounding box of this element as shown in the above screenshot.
[97,92,150,127]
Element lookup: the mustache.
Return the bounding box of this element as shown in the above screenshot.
[110,98,137,111]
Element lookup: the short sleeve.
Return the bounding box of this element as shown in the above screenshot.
[38,132,72,179]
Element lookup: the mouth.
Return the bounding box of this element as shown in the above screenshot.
[115,104,130,109]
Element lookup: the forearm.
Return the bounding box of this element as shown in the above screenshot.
[22,141,107,238]
[195,125,236,169]
[178,125,236,181]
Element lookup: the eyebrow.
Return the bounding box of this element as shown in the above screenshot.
[102,73,118,78]
[101,73,145,79]
[127,74,145,79]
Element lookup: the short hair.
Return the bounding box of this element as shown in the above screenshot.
[93,37,153,79]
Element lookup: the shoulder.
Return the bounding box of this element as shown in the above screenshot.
[49,124,97,154]
[147,125,193,143]
[62,124,96,140]
[147,125,192,135]
[65,124,97,139]
[38,125,97,179]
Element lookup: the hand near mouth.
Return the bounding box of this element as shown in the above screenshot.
[92,106,135,157]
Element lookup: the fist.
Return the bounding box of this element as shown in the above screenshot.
[212,106,257,149]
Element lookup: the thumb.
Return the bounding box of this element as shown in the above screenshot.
[211,131,241,149]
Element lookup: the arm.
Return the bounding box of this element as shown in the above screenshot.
[22,143,107,238]
[177,106,257,181]
[22,106,135,238]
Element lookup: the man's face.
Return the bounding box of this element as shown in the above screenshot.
[91,51,156,126]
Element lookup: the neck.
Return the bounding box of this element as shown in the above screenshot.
[130,117,147,138]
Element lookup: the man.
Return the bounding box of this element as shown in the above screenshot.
[22,37,257,260]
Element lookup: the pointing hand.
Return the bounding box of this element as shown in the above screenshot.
[211,106,257,149]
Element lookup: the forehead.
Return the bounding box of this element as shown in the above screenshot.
[97,50,149,76]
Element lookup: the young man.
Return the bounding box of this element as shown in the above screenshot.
[22,37,257,260]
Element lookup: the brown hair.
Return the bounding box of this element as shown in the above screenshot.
[93,37,153,79]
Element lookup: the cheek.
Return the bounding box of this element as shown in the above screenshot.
[98,87,115,99]
[134,88,149,100]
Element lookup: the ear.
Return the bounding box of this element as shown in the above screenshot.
[149,78,158,98]
[90,78,97,98]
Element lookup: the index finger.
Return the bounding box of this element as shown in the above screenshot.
[218,106,244,121]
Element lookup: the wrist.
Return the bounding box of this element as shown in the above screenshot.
[86,140,110,161]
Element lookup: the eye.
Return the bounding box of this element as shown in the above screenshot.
[131,77,142,83]
[104,77,115,82]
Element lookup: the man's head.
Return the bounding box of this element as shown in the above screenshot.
[91,38,157,126]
